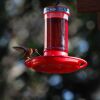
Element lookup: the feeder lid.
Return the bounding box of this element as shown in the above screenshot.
[44,6,70,15]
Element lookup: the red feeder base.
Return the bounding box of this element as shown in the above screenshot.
[25,56,87,73]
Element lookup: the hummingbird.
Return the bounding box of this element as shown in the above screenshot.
[13,46,41,60]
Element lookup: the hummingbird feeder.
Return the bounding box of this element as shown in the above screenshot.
[25,6,87,73]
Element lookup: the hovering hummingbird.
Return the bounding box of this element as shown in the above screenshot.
[13,46,41,60]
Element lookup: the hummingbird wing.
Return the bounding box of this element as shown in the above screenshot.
[13,46,28,56]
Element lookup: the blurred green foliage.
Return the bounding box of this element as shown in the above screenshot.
[0,0,100,100]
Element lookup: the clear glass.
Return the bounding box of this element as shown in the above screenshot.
[44,17,68,52]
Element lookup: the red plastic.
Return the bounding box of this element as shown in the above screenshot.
[25,6,88,73]
[25,56,87,73]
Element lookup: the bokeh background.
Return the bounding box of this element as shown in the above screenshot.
[0,0,100,100]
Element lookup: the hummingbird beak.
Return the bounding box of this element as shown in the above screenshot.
[35,49,41,56]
